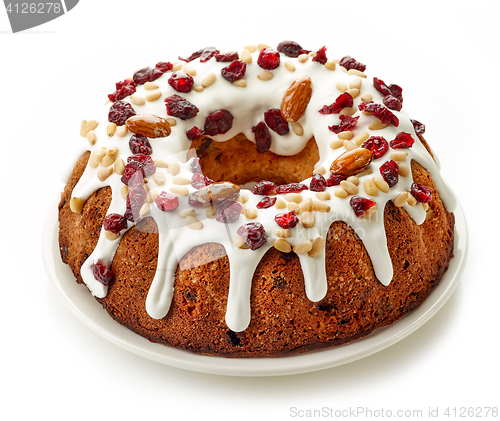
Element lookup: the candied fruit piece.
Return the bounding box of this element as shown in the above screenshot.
[129,134,153,155]
[221,60,246,82]
[91,262,114,286]
[108,79,136,102]
[103,213,128,234]
[411,119,425,136]
[339,56,366,72]
[383,95,402,111]
[155,192,179,212]
[264,109,289,135]
[312,46,327,64]
[411,183,433,203]
[380,160,399,187]
[120,154,156,185]
[253,180,278,196]
[215,52,239,62]
[256,197,277,209]
[328,115,359,134]
[186,126,205,141]
[257,48,280,70]
[252,122,271,153]
[165,95,199,120]
[155,61,173,73]
[124,184,147,222]
[180,47,219,63]
[168,72,194,93]
[389,84,403,102]
[277,40,309,57]
[108,101,136,126]
[215,199,242,223]
[276,183,308,194]
[350,196,376,217]
[191,173,214,189]
[390,132,415,149]
[204,109,234,136]
[358,101,399,127]
[373,77,392,96]
[275,210,299,229]
[133,66,163,85]
[361,136,389,159]
[310,173,327,192]
[326,173,347,187]
[319,92,354,115]
[237,222,267,251]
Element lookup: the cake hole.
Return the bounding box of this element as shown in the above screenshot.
[189,133,319,186]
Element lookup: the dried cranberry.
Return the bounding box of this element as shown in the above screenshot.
[190,157,202,174]
[326,173,347,187]
[165,95,199,120]
[215,199,242,223]
[133,66,163,85]
[121,154,156,185]
[215,52,239,62]
[103,213,128,234]
[155,62,173,73]
[108,79,136,102]
[383,95,402,111]
[361,136,389,159]
[204,109,234,136]
[257,48,280,70]
[380,160,399,187]
[312,46,327,64]
[191,173,214,189]
[180,47,218,63]
[186,126,205,140]
[275,210,299,229]
[124,184,147,222]
[108,101,136,126]
[129,134,153,155]
[328,115,360,134]
[411,119,425,136]
[358,101,399,127]
[155,191,179,212]
[277,40,309,58]
[221,60,246,82]
[373,77,392,96]
[319,92,353,115]
[350,196,376,217]
[390,132,415,149]
[168,72,194,93]
[256,197,277,209]
[389,84,403,102]
[411,183,433,203]
[276,183,308,194]
[237,222,267,250]
[264,109,289,135]
[339,56,366,72]
[252,122,271,153]
[91,262,114,286]
[253,180,278,195]
[310,173,327,192]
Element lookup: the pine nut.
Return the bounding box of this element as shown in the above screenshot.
[257,43,271,50]
[80,119,87,137]
[287,202,301,213]
[172,176,191,185]
[308,237,326,257]
[144,82,159,90]
[244,45,257,53]
[373,176,390,193]
[235,236,249,249]
[291,122,304,136]
[300,211,315,228]
[398,163,410,177]
[81,119,98,138]
[363,178,378,196]
[114,158,125,175]
[360,93,373,102]
[338,131,354,140]
[185,216,203,230]
[101,154,116,167]
[89,148,106,168]
[390,151,408,161]
[336,82,347,92]
[334,188,348,199]
[201,72,216,87]
[130,95,146,106]
[86,130,97,146]
[339,106,357,116]
[241,49,253,64]
[285,61,296,72]
[206,206,216,218]
[285,193,303,203]
[107,123,117,137]
[97,166,113,182]
[193,86,204,93]
[183,65,196,76]
[369,119,388,130]
[394,192,408,207]
[346,88,360,98]
[313,166,326,175]
[145,91,162,101]
[316,191,331,201]
[169,186,189,196]
[172,62,183,72]
[313,200,331,212]
[343,140,356,150]
[300,197,313,212]
[148,190,159,203]
[354,131,370,146]
[422,203,429,211]
[340,180,358,195]
[349,78,362,89]
[178,208,195,218]
[232,79,247,87]
[330,139,344,150]
[166,118,176,127]
[346,176,359,186]
[324,61,336,70]
[116,125,128,137]
[258,71,273,81]
[275,198,286,209]
[70,197,84,213]
[121,185,129,201]
[293,240,313,254]
[298,53,308,63]
[153,171,166,185]
[347,69,367,78]
[168,162,180,175]
[274,239,292,253]
[105,231,120,241]
[139,202,150,216]
[154,159,169,169]
[244,208,257,219]
[407,193,417,206]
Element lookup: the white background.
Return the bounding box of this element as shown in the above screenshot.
[1,1,499,420]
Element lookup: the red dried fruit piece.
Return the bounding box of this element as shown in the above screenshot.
[358,101,399,127]
[103,213,128,234]
[91,262,114,286]
[221,60,246,82]
[309,173,327,192]
[373,77,392,96]
[186,126,205,141]
[339,56,366,72]
[350,196,376,217]
[276,183,308,194]
[237,222,267,250]
[312,46,327,64]
[108,101,136,126]
[188,192,204,208]
[191,173,214,189]
[204,109,234,136]
[215,199,242,223]
[411,183,433,203]
[124,184,147,222]
[168,71,194,93]
[256,197,276,209]
[129,134,153,155]
[319,92,353,115]
[264,108,289,135]
[190,157,202,174]
[277,40,309,57]
[326,173,347,187]
[120,154,156,185]
[328,115,360,134]
[165,94,199,120]
[252,122,271,153]
[257,48,280,70]
[253,180,278,195]
[133,67,163,85]
[411,119,425,136]
[383,95,402,111]
[380,160,399,187]
[108,79,136,102]
[389,84,403,102]
[215,52,239,62]
[155,62,173,73]
[361,136,389,159]
[180,47,219,63]
[155,191,179,212]
[390,132,415,149]
[275,210,299,229]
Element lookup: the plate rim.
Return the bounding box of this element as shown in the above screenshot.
[43,195,468,377]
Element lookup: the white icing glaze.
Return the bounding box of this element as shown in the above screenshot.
[69,45,456,332]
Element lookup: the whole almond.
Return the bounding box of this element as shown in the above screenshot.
[280,75,312,123]
[330,147,373,176]
[126,114,171,138]
[195,181,240,206]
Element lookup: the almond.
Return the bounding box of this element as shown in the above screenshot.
[330,147,373,176]
[280,75,312,122]
[125,114,171,138]
[195,181,240,206]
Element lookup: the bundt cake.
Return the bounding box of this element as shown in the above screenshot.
[58,42,456,357]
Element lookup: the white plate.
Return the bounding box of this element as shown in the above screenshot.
[43,197,468,377]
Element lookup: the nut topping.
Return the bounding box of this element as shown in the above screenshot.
[195,181,240,206]
[330,147,372,176]
[280,75,312,122]
[126,113,171,138]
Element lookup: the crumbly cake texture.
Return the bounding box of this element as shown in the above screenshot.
[58,42,456,357]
